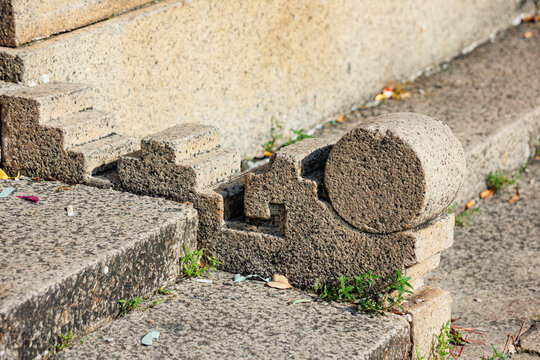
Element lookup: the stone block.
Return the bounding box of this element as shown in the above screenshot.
[520,321,540,355]
[0,0,530,158]
[324,113,465,234]
[0,82,137,184]
[141,123,221,162]
[0,178,198,359]
[404,254,441,289]
[0,0,153,47]
[403,286,452,360]
[46,109,118,148]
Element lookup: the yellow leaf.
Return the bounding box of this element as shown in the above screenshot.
[263,151,273,158]
[465,200,475,209]
[336,115,345,123]
[374,94,386,101]
[0,168,20,180]
[480,189,494,200]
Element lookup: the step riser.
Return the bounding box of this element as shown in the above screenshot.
[191,149,241,189]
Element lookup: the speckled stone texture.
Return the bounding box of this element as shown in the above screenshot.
[426,159,540,359]
[0,178,197,359]
[317,23,540,208]
[324,113,465,234]
[0,0,531,158]
[0,0,153,47]
[0,82,138,184]
[57,272,411,360]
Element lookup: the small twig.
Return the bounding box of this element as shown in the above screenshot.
[503,334,511,354]
[515,320,527,344]
[462,338,485,344]
[451,325,486,335]
[512,335,518,351]
[459,344,465,357]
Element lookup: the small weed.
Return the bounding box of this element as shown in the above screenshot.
[157,288,171,295]
[180,246,220,278]
[479,345,506,360]
[415,345,426,360]
[48,331,76,355]
[433,320,465,359]
[262,117,315,156]
[486,169,519,191]
[148,299,164,309]
[447,204,481,227]
[313,269,412,313]
[118,296,142,318]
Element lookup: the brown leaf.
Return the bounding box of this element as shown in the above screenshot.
[267,274,292,289]
[480,189,494,200]
[523,14,534,23]
[508,185,520,204]
[524,31,534,39]
[465,200,475,209]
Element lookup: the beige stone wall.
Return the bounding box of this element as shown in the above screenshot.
[0,0,531,158]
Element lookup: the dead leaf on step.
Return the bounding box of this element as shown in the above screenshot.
[465,200,475,209]
[267,273,292,290]
[523,15,534,23]
[524,32,534,39]
[0,168,20,180]
[480,189,494,200]
[508,185,520,204]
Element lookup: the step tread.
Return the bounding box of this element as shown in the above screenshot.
[0,179,197,359]
[45,109,117,148]
[2,82,93,121]
[68,133,139,175]
[181,146,240,188]
[142,123,221,161]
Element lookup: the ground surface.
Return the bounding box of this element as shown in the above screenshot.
[428,159,540,359]
[58,272,409,360]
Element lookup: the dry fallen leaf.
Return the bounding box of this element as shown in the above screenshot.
[374,93,386,101]
[263,150,273,158]
[336,115,345,123]
[480,189,494,200]
[523,15,534,23]
[524,32,534,39]
[400,92,412,99]
[267,273,292,290]
[535,15,540,22]
[465,200,475,209]
[509,185,520,204]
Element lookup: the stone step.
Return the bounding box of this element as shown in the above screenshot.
[0,178,197,359]
[67,133,138,177]
[183,146,240,189]
[2,82,93,123]
[56,272,411,360]
[142,123,221,162]
[44,109,118,148]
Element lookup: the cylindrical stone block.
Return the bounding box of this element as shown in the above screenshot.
[324,112,465,234]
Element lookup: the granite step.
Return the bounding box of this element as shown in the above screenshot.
[1,82,93,123]
[184,146,241,189]
[67,133,138,177]
[44,109,118,149]
[141,123,222,162]
[0,178,198,360]
[56,271,411,360]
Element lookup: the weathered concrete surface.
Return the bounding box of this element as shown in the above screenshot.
[57,271,411,360]
[0,0,532,158]
[0,178,197,359]
[325,113,465,233]
[427,160,540,358]
[403,286,452,360]
[317,22,540,208]
[0,82,138,184]
[0,0,153,47]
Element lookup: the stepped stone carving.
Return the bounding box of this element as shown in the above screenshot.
[0,82,138,185]
[118,113,464,295]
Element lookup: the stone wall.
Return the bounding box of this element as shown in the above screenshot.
[0,0,532,158]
